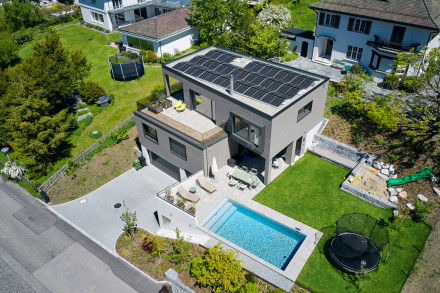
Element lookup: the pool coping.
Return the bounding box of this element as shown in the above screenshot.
[197,197,323,292]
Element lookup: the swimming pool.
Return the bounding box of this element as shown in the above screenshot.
[202,199,306,270]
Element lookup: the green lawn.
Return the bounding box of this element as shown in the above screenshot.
[254,153,431,293]
[19,25,166,158]
[273,0,320,31]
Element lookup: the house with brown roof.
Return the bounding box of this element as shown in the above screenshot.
[118,6,197,57]
[306,0,440,79]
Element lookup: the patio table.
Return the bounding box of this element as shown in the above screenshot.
[230,169,258,186]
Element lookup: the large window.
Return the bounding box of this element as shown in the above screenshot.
[170,138,187,160]
[112,0,122,9]
[297,101,313,122]
[91,12,104,24]
[143,124,158,143]
[390,26,406,43]
[318,12,340,28]
[346,45,363,61]
[232,116,261,147]
[347,18,372,34]
[126,36,154,51]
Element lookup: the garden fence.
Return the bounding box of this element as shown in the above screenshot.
[37,114,135,192]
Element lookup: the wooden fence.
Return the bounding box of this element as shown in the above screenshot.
[37,114,135,192]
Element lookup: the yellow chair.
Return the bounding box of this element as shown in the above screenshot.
[173,100,183,108]
[177,103,186,112]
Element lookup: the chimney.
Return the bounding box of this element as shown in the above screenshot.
[230,74,234,94]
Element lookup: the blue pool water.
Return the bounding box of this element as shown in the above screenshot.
[202,200,306,270]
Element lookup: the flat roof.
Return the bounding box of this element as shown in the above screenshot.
[164,46,328,117]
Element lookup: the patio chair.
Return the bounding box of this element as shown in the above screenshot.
[177,186,200,203]
[197,175,216,193]
[250,168,258,175]
[227,168,235,177]
[237,182,247,192]
[241,166,249,172]
[176,103,186,112]
[228,178,237,187]
[173,100,183,108]
[272,158,280,169]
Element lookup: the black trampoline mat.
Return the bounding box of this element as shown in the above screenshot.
[112,63,144,78]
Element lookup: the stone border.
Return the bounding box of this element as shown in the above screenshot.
[340,160,397,209]
[165,269,195,293]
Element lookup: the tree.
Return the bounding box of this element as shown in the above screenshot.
[246,22,288,59]
[120,204,137,239]
[0,36,19,68]
[191,244,246,293]
[2,32,91,177]
[2,0,42,32]
[80,81,106,104]
[1,161,26,179]
[257,4,291,31]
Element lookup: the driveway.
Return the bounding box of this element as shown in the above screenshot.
[0,175,168,293]
[52,165,176,251]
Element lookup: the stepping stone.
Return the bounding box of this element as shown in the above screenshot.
[77,107,89,113]
[398,191,408,199]
[388,188,397,196]
[382,163,390,169]
[389,196,398,203]
[433,187,440,196]
[381,169,390,176]
[396,188,403,193]
[377,172,389,181]
[389,166,395,174]
[77,112,92,121]
[417,194,428,202]
[373,161,381,169]
[390,174,398,179]
[406,203,415,210]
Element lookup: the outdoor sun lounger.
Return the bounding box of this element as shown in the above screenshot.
[173,100,183,108]
[176,103,186,112]
[197,175,217,193]
[177,186,200,203]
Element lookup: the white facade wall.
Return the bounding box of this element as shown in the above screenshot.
[287,37,314,59]
[312,12,436,80]
[158,28,198,56]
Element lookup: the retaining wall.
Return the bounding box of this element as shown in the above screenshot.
[165,269,195,293]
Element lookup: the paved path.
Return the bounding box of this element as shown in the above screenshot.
[52,166,176,250]
[0,175,168,292]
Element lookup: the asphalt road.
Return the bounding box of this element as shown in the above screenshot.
[0,175,167,293]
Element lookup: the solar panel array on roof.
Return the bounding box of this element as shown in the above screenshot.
[172,49,318,108]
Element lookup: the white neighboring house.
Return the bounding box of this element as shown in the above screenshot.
[118,6,197,57]
[78,0,190,31]
[304,0,440,80]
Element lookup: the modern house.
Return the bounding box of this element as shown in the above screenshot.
[286,0,440,80]
[78,0,189,31]
[134,46,329,185]
[118,7,197,57]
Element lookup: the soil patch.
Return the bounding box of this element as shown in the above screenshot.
[47,127,139,204]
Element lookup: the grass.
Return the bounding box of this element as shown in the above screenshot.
[253,153,431,293]
[273,0,320,31]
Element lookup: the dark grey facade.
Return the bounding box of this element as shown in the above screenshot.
[134,46,329,184]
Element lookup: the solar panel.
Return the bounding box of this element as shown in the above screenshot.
[212,75,230,88]
[277,84,300,97]
[199,70,218,82]
[265,67,282,77]
[186,67,205,77]
[217,53,236,63]
[251,75,266,86]
[245,61,266,72]
[203,60,221,70]
[260,79,282,91]
[299,77,315,88]
[190,56,208,66]
[216,64,235,75]
[232,68,250,80]
[270,96,286,107]
[245,87,266,100]
[261,93,276,104]
[206,50,222,59]
[233,81,251,94]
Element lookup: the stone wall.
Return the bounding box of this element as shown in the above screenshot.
[165,269,195,293]
[340,160,397,209]
[313,134,375,164]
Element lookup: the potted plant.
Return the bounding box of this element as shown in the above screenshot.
[158,98,172,109]
[188,205,196,214]
[148,101,163,114]
[167,195,174,202]
[177,199,185,208]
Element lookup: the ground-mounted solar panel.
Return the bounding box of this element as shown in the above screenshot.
[260,79,283,91]
[277,84,300,97]
[213,75,230,88]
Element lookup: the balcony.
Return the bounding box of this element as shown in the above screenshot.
[137,96,227,145]
[367,35,419,53]
[109,0,181,14]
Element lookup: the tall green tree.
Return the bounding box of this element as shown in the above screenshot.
[2,0,42,32]
[3,32,91,177]
[0,34,19,68]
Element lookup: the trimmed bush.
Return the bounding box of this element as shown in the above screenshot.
[400,75,422,92]
[129,52,139,60]
[89,130,102,139]
[81,115,93,126]
[384,74,399,89]
[162,52,174,63]
[350,64,363,75]
[80,81,106,104]
[146,50,157,63]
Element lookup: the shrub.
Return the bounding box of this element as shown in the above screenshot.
[129,52,139,60]
[146,50,158,63]
[73,129,82,136]
[11,30,35,46]
[111,130,127,144]
[81,115,93,126]
[281,52,298,62]
[88,130,102,139]
[413,198,436,222]
[328,85,338,97]
[239,282,258,293]
[170,228,191,264]
[350,64,363,75]
[384,74,399,89]
[80,81,106,104]
[245,272,256,283]
[400,75,422,92]
[162,52,174,63]
[139,49,146,58]
[191,244,246,292]
[121,51,127,57]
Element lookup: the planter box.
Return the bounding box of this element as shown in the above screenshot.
[148,103,163,114]
[158,98,172,109]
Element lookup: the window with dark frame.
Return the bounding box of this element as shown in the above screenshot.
[297,101,313,122]
[347,17,371,35]
[346,45,363,61]
[142,124,158,143]
[319,12,340,28]
[170,138,187,160]
[232,115,261,147]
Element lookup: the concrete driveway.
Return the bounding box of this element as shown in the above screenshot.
[52,166,176,250]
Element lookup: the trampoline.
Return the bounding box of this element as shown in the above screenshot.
[109,54,145,81]
[329,213,389,273]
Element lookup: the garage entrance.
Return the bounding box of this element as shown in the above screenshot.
[150,152,181,181]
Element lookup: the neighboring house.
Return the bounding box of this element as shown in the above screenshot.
[281,28,315,59]
[78,0,189,31]
[118,7,197,57]
[289,0,440,80]
[134,46,329,185]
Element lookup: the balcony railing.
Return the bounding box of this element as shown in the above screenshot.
[367,35,419,53]
[109,0,181,12]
